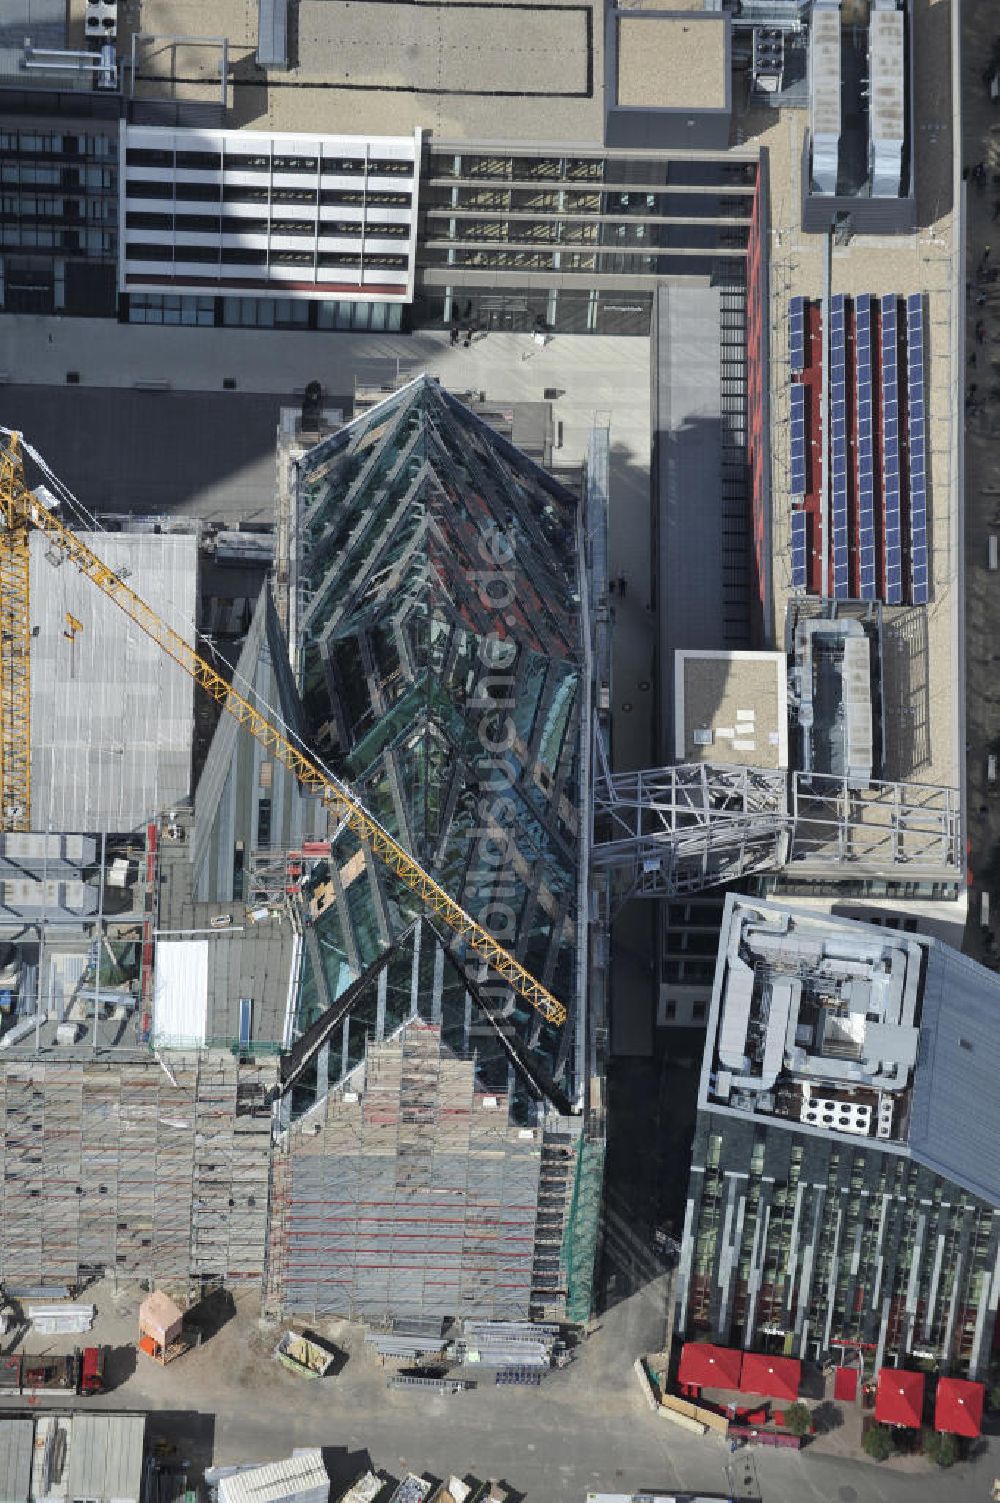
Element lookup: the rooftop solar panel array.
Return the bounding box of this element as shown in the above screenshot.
[829,294,849,598]
[855,293,876,602]
[790,296,806,375]
[906,293,928,605]
[790,382,807,496]
[881,294,903,605]
[791,508,808,590]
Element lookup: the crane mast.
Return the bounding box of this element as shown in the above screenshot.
[0,435,567,1029]
[0,436,31,831]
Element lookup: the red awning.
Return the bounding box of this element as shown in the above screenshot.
[677,1342,743,1390]
[833,1366,858,1402]
[934,1377,984,1438]
[739,1352,801,1401]
[874,1367,925,1428]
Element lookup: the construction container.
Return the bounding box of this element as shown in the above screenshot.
[217,1450,329,1503]
[138,1290,188,1364]
[275,1331,338,1379]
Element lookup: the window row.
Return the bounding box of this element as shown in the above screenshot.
[125,243,408,270]
[126,149,414,177]
[1,164,114,190]
[0,131,116,157]
[124,212,410,237]
[2,197,116,223]
[126,180,412,209]
[0,226,114,253]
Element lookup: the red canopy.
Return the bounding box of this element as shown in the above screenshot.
[739,1352,801,1401]
[833,1366,858,1402]
[934,1376,984,1438]
[677,1342,743,1390]
[874,1367,925,1428]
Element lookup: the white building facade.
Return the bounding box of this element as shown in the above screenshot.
[119,125,421,303]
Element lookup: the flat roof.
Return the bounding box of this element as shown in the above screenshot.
[748,0,959,799]
[0,1420,33,1503]
[700,896,925,1146]
[674,650,788,769]
[66,1415,146,1503]
[129,0,604,141]
[616,13,728,112]
[29,530,196,834]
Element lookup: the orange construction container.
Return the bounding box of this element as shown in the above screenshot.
[138,1335,158,1359]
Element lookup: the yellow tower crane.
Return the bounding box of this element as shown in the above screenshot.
[0,434,567,1028]
[0,436,32,830]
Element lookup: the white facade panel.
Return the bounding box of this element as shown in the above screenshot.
[153,940,209,1045]
[120,124,421,302]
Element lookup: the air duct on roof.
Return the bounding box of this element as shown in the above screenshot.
[257,0,289,69]
[869,0,905,197]
[810,1,842,195]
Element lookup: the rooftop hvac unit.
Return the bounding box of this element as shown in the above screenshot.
[868,1,905,197]
[85,0,117,39]
[810,3,842,195]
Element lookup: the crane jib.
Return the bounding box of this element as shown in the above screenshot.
[0,437,567,1029]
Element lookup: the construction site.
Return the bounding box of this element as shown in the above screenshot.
[0,376,608,1328]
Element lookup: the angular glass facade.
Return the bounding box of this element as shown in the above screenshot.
[292,377,586,1115]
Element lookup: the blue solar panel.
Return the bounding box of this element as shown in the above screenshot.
[829,295,849,598]
[790,381,807,495]
[906,294,928,605]
[790,296,806,374]
[790,508,808,589]
[881,295,903,604]
[855,292,877,602]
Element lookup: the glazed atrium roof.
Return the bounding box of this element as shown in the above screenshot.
[291,377,586,1109]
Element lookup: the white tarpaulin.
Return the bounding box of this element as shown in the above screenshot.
[153,940,208,1045]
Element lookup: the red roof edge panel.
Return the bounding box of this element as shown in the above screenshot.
[739,1352,801,1401]
[677,1342,743,1390]
[874,1367,925,1428]
[934,1376,984,1437]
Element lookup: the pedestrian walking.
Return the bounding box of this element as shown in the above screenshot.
[993,200,1000,220]
[617,573,627,598]
[970,351,978,368]
[985,245,992,262]
[450,324,459,346]
[608,577,617,597]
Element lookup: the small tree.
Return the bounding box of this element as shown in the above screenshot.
[783,1401,813,1438]
[862,1424,895,1462]
[922,1428,942,1464]
[933,1432,959,1468]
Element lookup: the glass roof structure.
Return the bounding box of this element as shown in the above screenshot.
[292,377,586,1113]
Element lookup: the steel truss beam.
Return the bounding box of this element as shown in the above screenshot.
[591,734,963,896]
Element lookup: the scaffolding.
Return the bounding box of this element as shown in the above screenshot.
[268,1021,589,1325]
[0,1051,275,1291]
[560,1133,605,1326]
